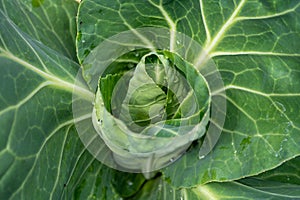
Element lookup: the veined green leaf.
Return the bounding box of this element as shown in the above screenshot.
[124,157,300,199]
[253,156,300,185]
[129,170,300,200]
[0,0,78,60]
[0,9,98,199]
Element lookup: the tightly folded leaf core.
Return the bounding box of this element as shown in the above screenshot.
[93,51,211,172]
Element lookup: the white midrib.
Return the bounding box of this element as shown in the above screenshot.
[195,185,219,200]
[199,0,211,43]
[210,51,300,57]
[158,5,176,51]
[149,0,177,51]
[195,0,246,67]
[1,49,94,101]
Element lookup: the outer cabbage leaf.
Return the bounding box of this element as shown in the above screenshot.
[70,159,146,199]
[0,8,109,199]
[0,0,78,60]
[127,178,300,200]
[129,158,300,200]
[77,0,300,188]
[253,156,300,185]
[0,4,139,199]
[75,157,300,199]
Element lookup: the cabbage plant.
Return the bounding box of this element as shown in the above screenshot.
[0,0,300,199]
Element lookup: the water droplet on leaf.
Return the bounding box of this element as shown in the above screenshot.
[158,184,162,191]
[285,121,293,133]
